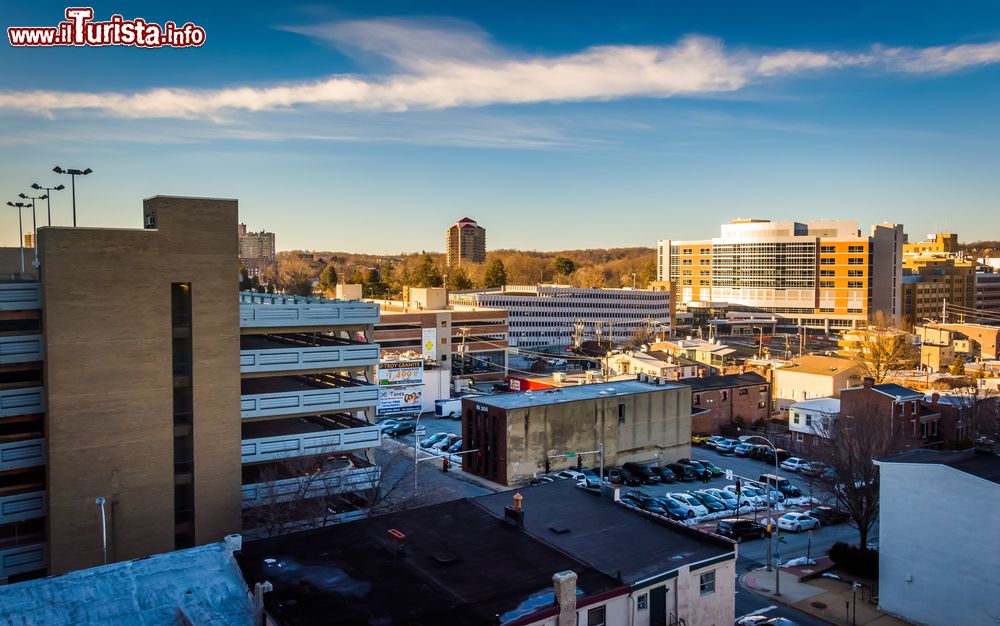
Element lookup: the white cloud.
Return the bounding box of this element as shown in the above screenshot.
[1,18,999,120]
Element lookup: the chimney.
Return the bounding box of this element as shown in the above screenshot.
[699,368,707,378]
[931,392,941,406]
[552,571,578,626]
[863,377,875,389]
[504,492,525,529]
[386,528,406,556]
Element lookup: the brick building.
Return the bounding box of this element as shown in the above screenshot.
[839,380,943,450]
[683,372,770,434]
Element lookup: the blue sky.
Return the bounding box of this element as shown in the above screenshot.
[2,1,999,253]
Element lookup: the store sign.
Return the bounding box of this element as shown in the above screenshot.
[421,328,437,361]
[378,360,424,386]
[378,385,423,415]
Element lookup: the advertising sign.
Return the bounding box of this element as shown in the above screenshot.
[421,328,437,361]
[378,360,424,386]
[377,385,423,415]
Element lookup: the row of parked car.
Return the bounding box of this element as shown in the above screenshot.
[693,434,836,480]
[602,458,723,486]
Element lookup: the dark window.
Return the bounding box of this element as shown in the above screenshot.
[171,282,195,549]
[618,403,626,424]
[700,570,716,595]
[739,388,749,396]
[722,391,728,401]
[587,606,607,626]
[694,394,701,405]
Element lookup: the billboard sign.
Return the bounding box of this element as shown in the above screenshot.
[377,385,423,415]
[378,360,424,386]
[421,328,437,361]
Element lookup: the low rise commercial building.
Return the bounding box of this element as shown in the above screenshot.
[773,354,862,414]
[451,284,671,349]
[462,379,691,485]
[606,349,701,380]
[650,337,738,371]
[684,372,771,434]
[875,449,1000,626]
[923,322,1000,360]
[840,379,942,449]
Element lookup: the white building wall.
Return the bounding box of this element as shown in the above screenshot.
[878,462,1000,626]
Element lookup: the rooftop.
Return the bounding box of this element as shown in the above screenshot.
[468,379,684,410]
[473,481,734,585]
[680,372,768,391]
[236,498,623,626]
[776,355,861,377]
[869,383,924,400]
[877,449,1000,486]
[789,397,841,413]
[0,540,252,625]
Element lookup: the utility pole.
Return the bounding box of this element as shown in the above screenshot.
[457,326,471,377]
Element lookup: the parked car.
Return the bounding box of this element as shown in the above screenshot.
[650,465,677,482]
[445,439,463,454]
[800,460,829,478]
[737,616,801,626]
[758,473,802,498]
[703,488,739,509]
[780,457,812,472]
[762,448,792,465]
[665,493,709,517]
[623,462,662,485]
[777,512,820,532]
[715,439,740,454]
[723,485,759,508]
[706,435,728,449]
[420,433,451,448]
[323,455,356,471]
[693,459,723,477]
[716,518,766,542]
[556,469,585,481]
[691,433,713,445]
[654,496,693,521]
[383,421,416,437]
[687,490,726,513]
[807,506,850,525]
[432,434,461,451]
[677,459,709,478]
[748,444,771,460]
[733,442,755,456]
[624,492,668,514]
[605,467,642,486]
[666,463,698,482]
[529,476,555,485]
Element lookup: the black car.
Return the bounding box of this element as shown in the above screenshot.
[807,506,850,524]
[748,444,771,460]
[649,465,677,482]
[716,518,766,542]
[666,462,698,481]
[687,491,726,513]
[693,459,723,477]
[624,493,668,514]
[623,462,662,485]
[383,421,416,437]
[605,467,642,486]
[679,459,710,479]
[654,496,692,521]
[762,448,792,465]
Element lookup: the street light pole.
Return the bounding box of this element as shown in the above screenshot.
[19,193,46,268]
[52,166,93,227]
[745,434,782,597]
[30,183,64,226]
[6,202,27,273]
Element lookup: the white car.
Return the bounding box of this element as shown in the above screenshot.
[780,457,811,472]
[665,493,709,517]
[555,470,585,481]
[777,512,820,532]
[722,485,759,508]
[703,488,739,509]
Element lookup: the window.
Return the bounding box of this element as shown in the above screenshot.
[796,433,804,442]
[792,412,800,424]
[637,594,648,610]
[805,414,813,426]
[820,258,835,265]
[694,394,701,405]
[848,245,865,253]
[722,390,728,401]
[739,388,749,396]
[848,281,864,289]
[820,245,836,253]
[820,280,835,288]
[848,269,864,277]
[618,403,626,424]
[820,269,835,276]
[699,570,716,595]
[848,257,865,265]
[587,606,607,626]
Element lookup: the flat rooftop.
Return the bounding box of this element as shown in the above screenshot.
[681,372,767,391]
[470,379,683,410]
[878,449,1000,486]
[236,498,623,626]
[474,481,734,585]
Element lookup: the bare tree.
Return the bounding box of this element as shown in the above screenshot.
[943,384,1000,446]
[846,313,916,384]
[812,398,904,550]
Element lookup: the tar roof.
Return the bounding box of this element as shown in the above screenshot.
[473,481,733,585]
[680,372,767,391]
[877,449,1000,486]
[468,379,683,410]
[870,383,923,399]
[776,355,860,376]
[237,498,623,626]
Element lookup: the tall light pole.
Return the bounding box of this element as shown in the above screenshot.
[31,182,64,226]
[52,166,92,227]
[18,193,46,268]
[744,434,783,597]
[6,201,27,273]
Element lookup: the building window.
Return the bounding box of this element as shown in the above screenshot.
[820,258,835,265]
[637,594,648,610]
[820,281,835,288]
[694,394,701,405]
[699,570,716,595]
[722,391,728,401]
[806,415,813,426]
[587,606,607,626]
[618,403,626,424]
[739,388,749,396]
[848,245,865,253]
[848,257,865,265]
[792,412,800,424]
[796,433,804,442]
[820,245,836,253]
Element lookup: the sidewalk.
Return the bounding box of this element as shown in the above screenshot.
[742,567,911,626]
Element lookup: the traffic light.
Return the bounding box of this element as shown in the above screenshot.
[764,522,772,538]
[544,458,551,474]
[442,458,450,473]
[576,455,583,471]
[735,478,742,495]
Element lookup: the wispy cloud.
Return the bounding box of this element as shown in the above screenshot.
[2,18,1000,120]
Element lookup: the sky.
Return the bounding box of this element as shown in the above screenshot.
[1,1,999,253]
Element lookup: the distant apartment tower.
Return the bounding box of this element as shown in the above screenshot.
[445,217,486,267]
[657,219,904,333]
[0,197,382,583]
[451,284,671,348]
[976,271,1000,320]
[901,254,975,328]
[238,223,276,278]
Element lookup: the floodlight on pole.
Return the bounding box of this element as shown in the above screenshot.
[31,182,65,226]
[18,193,47,268]
[5,201,27,273]
[52,166,93,227]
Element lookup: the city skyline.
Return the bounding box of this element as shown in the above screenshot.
[2,1,999,252]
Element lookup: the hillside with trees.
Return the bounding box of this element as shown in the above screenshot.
[263,247,658,297]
